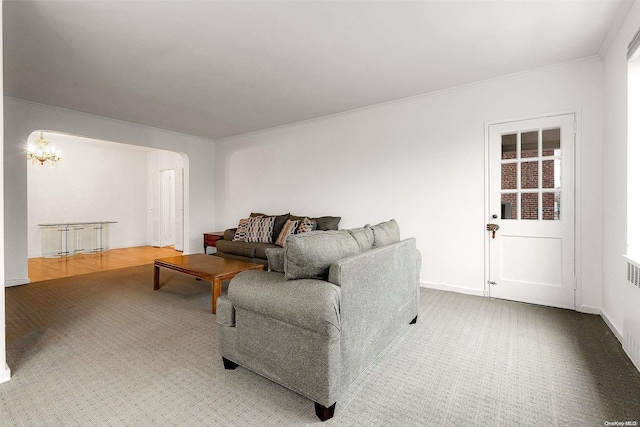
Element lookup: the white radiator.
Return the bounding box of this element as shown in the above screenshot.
[624,259,640,371]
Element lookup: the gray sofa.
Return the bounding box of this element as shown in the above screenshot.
[217,220,421,421]
[214,213,341,266]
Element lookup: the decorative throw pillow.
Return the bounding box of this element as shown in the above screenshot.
[284,230,361,280]
[251,212,291,243]
[275,219,299,247]
[347,224,374,252]
[232,218,252,242]
[246,216,276,243]
[311,216,341,231]
[295,217,316,234]
[370,219,401,247]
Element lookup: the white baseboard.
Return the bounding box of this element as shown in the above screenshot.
[601,308,623,343]
[421,281,486,297]
[0,364,11,384]
[578,305,601,315]
[5,277,30,287]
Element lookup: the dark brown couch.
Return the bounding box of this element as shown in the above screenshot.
[213,213,341,265]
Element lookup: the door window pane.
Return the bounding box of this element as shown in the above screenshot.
[542,192,561,220]
[502,134,517,160]
[502,163,517,189]
[542,159,561,189]
[521,192,539,220]
[521,161,538,189]
[542,128,561,157]
[521,131,539,158]
[501,193,517,220]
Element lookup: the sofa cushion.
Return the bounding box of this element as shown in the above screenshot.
[265,248,285,272]
[224,228,237,241]
[347,225,374,252]
[229,270,341,337]
[284,230,361,280]
[275,219,299,247]
[216,240,257,258]
[246,216,276,243]
[289,215,340,231]
[312,216,341,231]
[371,219,400,247]
[253,242,279,259]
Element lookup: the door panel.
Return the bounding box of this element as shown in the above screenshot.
[500,236,561,285]
[488,114,575,309]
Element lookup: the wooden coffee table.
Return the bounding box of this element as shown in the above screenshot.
[153,254,265,314]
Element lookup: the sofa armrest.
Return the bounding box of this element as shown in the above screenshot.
[216,294,236,326]
[228,270,341,336]
[328,238,420,384]
[224,228,237,241]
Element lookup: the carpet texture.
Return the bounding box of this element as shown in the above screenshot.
[0,264,639,426]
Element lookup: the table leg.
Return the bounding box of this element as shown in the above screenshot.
[154,264,160,290]
[212,278,222,314]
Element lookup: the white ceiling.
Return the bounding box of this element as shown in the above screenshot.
[3,1,631,140]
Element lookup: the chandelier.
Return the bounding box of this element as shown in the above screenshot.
[27,132,62,165]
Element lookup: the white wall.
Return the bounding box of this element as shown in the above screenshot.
[0,4,11,384]
[27,133,152,258]
[215,58,604,310]
[602,1,640,339]
[4,98,216,286]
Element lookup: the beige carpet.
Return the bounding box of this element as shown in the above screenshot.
[1,264,639,426]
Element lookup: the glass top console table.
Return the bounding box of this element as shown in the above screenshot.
[38,221,117,258]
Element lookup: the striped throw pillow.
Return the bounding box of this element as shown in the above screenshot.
[275,219,299,247]
[246,216,276,243]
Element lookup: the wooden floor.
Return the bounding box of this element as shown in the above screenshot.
[28,246,183,283]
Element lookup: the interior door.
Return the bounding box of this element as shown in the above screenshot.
[174,167,184,252]
[160,169,175,247]
[488,114,575,309]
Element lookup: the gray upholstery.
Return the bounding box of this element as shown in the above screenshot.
[346,224,374,252]
[218,229,420,413]
[284,230,360,280]
[371,219,401,247]
[216,294,236,327]
[229,271,341,336]
[265,248,285,272]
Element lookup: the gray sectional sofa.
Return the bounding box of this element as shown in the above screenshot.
[214,213,341,265]
[217,220,421,421]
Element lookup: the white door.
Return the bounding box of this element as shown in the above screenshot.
[160,169,175,247]
[150,172,161,247]
[174,167,184,252]
[488,114,575,309]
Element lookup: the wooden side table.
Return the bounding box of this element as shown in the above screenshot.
[204,232,224,254]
